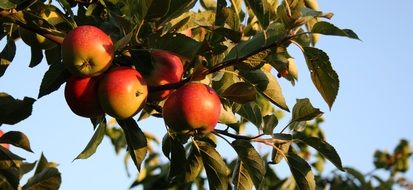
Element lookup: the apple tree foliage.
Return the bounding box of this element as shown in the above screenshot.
[0,0,412,189]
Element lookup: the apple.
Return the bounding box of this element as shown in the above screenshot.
[163,82,221,134]
[145,50,184,101]
[62,25,114,77]
[0,130,10,149]
[19,6,64,50]
[98,66,148,119]
[64,75,104,118]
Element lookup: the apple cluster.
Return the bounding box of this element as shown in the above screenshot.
[62,26,221,135]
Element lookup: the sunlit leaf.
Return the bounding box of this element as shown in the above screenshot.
[303,47,339,109]
[0,131,33,152]
[117,119,148,171]
[222,82,256,104]
[185,142,203,183]
[286,152,316,190]
[232,140,266,189]
[311,21,360,40]
[197,140,230,190]
[74,119,106,160]
[147,33,202,59]
[263,114,278,135]
[232,159,253,190]
[23,167,61,190]
[235,102,262,128]
[245,0,270,28]
[292,98,323,122]
[0,146,24,169]
[0,93,35,125]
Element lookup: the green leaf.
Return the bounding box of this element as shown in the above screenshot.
[236,102,262,128]
[271,133,292,164]
[293,132,344,171]
[44,46,61,66]
[245,0,269,28]
[0,173,15,190]
[240,69,289,111]
[168,136,187,182]
[160,0,196,24]
[263,114,278,135]
[105,126,127,154]
[0,146,24,169]
[117,119,148,171]
[0,0,19,9]
[232,140,266,189]
[222,82,256,104]
[74,119,106,160]
[23,167,61,190]
[38,62,70,98]
[145,0,171,20]
[162,134,172,160]
[219,102,237,125]
[0,131,33,152]
[303,47,339,109]
[292,98,323,122]
[20,162,37,176]
[197,140,230,190]
[311,21,360,40]
[286,152,316,190]
[29,47,43,68]
[184,142,203,183]
[147,33,203,59]
[33,153,58,175]
[214,27,242,42]
[0,93,35,125]
[232,159,254,190]
[344,167,366,186]
[0,37,16,77]
[237,49,270,70]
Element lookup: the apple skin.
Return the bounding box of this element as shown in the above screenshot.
[64,75,104,118]
[145,50,184,101]
[163,82,221,134]
[62,25,114,77]
[0,130,10,149]
[98,66,148,119]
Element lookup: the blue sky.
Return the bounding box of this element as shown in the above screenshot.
[1,0,412,189]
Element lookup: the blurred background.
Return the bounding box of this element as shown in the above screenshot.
[1,0,412,189]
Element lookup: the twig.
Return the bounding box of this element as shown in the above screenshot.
[214,129,265,140]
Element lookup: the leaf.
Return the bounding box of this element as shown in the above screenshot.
[117,119,148,171]
[286,152,316,190]
[344,167,366,186]
[232,159,254,190]
[145,0,171,20]
[263,114,278,135]
[105,126,127,154]
[245,0,269,28]
[197,140,230,190]
[38,62,70,98]
[292,98,323,122]
[147,33,203,59]
[162,134,172,160]
[160,0,197,24]
[293,132,344,171]
[271,133,292,164]
[0,93,35,125]
[240,69,289,111]
[44,46,61,66]
[222,82,256,104]
[236,102,262,128]
[74,120,106,160]
[0,131,33,152]
[20,162,37,176]
[0,0,19,9]
[33,153,58,175]
[218,103,237,125]
[311,21,360,40]
[0,37,16,77]
[29,47,43,68]
[232,140,266,189]
[185,142,203,183]
[168,136,187,182]
[0,146,24,169]
[213,27,242,42]
[23,167,61,190]
[0,174,15,190]
[303,47,339,109]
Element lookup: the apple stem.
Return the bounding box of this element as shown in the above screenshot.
[0,9,65,45]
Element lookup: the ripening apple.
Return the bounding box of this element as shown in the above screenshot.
[62,25,114,77]
[64,75,104,118]
[145,50,184,101]
[19,6,64,49]
[98,66,148,119]
[0,130,10,149]
[163,82,221,134]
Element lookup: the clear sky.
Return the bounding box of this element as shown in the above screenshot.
[1,0,412,189]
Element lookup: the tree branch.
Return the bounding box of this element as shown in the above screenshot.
[0,9,65,44]
[214,129,264,140]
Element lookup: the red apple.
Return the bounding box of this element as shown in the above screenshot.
[62,25,114,76]
[0,130,10,149]
[163,82,221,134]
[98,66,148,119]
[64,75,104,118]
[145,50,184,101]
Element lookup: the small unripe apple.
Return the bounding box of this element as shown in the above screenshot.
[0,130,10,149]
[145,50,184,101]
[19,7,64,49]
[64,75,104,118]
[62,25,114,77]
[163,82,221,134]
[98,66,148,119]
